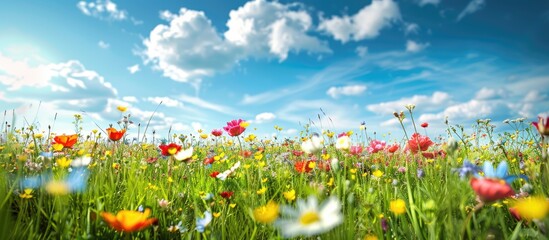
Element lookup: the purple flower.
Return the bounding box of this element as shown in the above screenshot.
[452,160,481,179]
[417,169,425,178]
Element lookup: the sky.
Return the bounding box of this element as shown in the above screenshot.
[0,0,548,142]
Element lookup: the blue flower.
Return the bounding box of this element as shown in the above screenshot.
[475,161,527,184]
[452,160,481,179]
[195,211,212,233]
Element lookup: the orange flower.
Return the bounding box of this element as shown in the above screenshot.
[106,128,126,142]
[100,208,158,232]
[53,134,78,148]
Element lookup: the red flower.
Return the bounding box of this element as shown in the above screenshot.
[158,143,182,156]
[211,129,223,137]
[294,160,314,173]
[350,145,363,156]
[146,157,158,164]
[210,171,220,178]
[241,150,252,158]
[470,178,515,202]
[106,127,126,142]
[421,150,446,159]
[509,207,521,221]
[203,157,215,165]
[407,133,433,153]
[220,191,234,199]
[53,134,78,148]
[317,160,331,171]
[532,115,549,136]
[223,119,247,137]
[421,122,429,128]
[292,150,304,157]
[387,144,399,153]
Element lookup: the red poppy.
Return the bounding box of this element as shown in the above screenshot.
[203,157,215,165]
[53,134,78,148]
[421,150,446,159]
[158,143,182,156]
[470,178,515,202]
[421,122,429,128]
[387,144,399,153]
[532,115,549,136]
[211,129,223,137]
[223,119,247,137]
[220,191,234,199]
[407,133,434,153]
[294,160,314,173]
[106,127,126,142]
[241,150,252,158]
[210,171,220,178]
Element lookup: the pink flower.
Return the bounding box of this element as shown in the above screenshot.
[211,129,223,137]
[350,145,363,156]
[367,140,386,154]
[532,114,549,136]
[337,132,348,138]
[223,119,247,137]
[406,133,433,153]
[470,178,515,202]
[421,122,429,128]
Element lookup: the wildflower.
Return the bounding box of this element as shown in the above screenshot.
[71,155,92,167]
[116,105,128,112]
[387,144,399,153]
[53,134,78,149]
[167,221,186,233]
[45,181,70,195]
[452,160,481,179]
[389,199,406,215]
[56,157,72,168]
[159,143,182,156]
[422,150,446,159]
[532,114,549,136]
[359,121,366,131]
[195,211,212,233]
[213,212,221,218]
[294,160,314,173]
[101,208,158,232]
[106,127,126,142]
[158,199,170,209]
[174,146,193,162]
[211,129,223,137]
[19,189,33,199]
[372,170,384,178]
[216,161,241,180]
[301,134,324,154]
[367,140,386,154]
[470,161,526,202]
[283,189,296,201]
[406,133,433,153]
[223,119,247,137]
[210,171,220,178]
[220,191,234,199]
[417,169,425,178]
[421,122,429,128]
[253,201,280,224]
[509,196,549,221]
[257,187,267,195]
[350,145,363,156]
[335,135,351,150]
[364,234,378,240]
[275,195,343,238]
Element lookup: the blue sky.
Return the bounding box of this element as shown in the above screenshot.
[0,0,548,141]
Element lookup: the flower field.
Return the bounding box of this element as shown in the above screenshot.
[1,108,548,240]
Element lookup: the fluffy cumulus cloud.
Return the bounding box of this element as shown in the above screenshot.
[326,85,367,99]
[457,0,486,21]
[127,64,140,74]
[318,0,401,43]
[367,91,450,115]
[406,40,429,53]
[77,0,127,21]
[146,97,184,108]
[143,0,330,87]
[254,112,276,123]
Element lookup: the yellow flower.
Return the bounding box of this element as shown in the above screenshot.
[52,143,64,152]
[117,105,128,112]
[213,212,221,218]
[244,164,251,169]
[240,121,250,128]
[254,153,263,160]
[511,196,549,221]
[283,189,296,201]
[167,177,173,183]
[257,187,267,195]
[19,189,33,199]
[253,201,279,224]
[258,161,266,168]
[45,181,69,195]
[200,133,208,139]
[372,170,383,178]
[390,199,406,215]
[56,157,72,168]
[34,133,43,139]
[261,178,268,183]
[229,203,237,208]
[321,154,330,160]
[327,177,334,187]
[364,234,378,240]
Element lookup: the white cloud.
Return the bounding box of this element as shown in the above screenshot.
[355,46,368,58]
[418,0,440,6]
[122,96,138,103]
[276,99,363,130]
[380,117,409,127]
[255,112,276,123]
[77,0,127,21]
[404,23,419,35]
[0,52,55,90]
[406,40,429,53]
[318,0,401,43]
[146,97,184,108]
[367,91,450,115]
[144,1,330,88]
[457,0,486,21]
[474,87,506,100]
[191,122,203,131]
[326,85,367,99]
[98,41,110,49]
[127,64,140,74]
[178,94,244,116]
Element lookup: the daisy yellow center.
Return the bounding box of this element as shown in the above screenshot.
[300,212,320,225]
[168,148,178,155]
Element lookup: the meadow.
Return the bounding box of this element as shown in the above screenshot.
[0,106,548,239]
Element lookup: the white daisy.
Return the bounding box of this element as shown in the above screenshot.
[174,146,193,161]
[70,156,92,167]
[301,135,324,154]
[335,136,351,150]
[275,195,343,238]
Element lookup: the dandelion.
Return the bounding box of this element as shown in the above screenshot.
[389,199,406,215]
[253,201,280,224]
[275,195,343,238]
[283,189,296,201]
[195,211,212,233]
[101,208,158,232]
